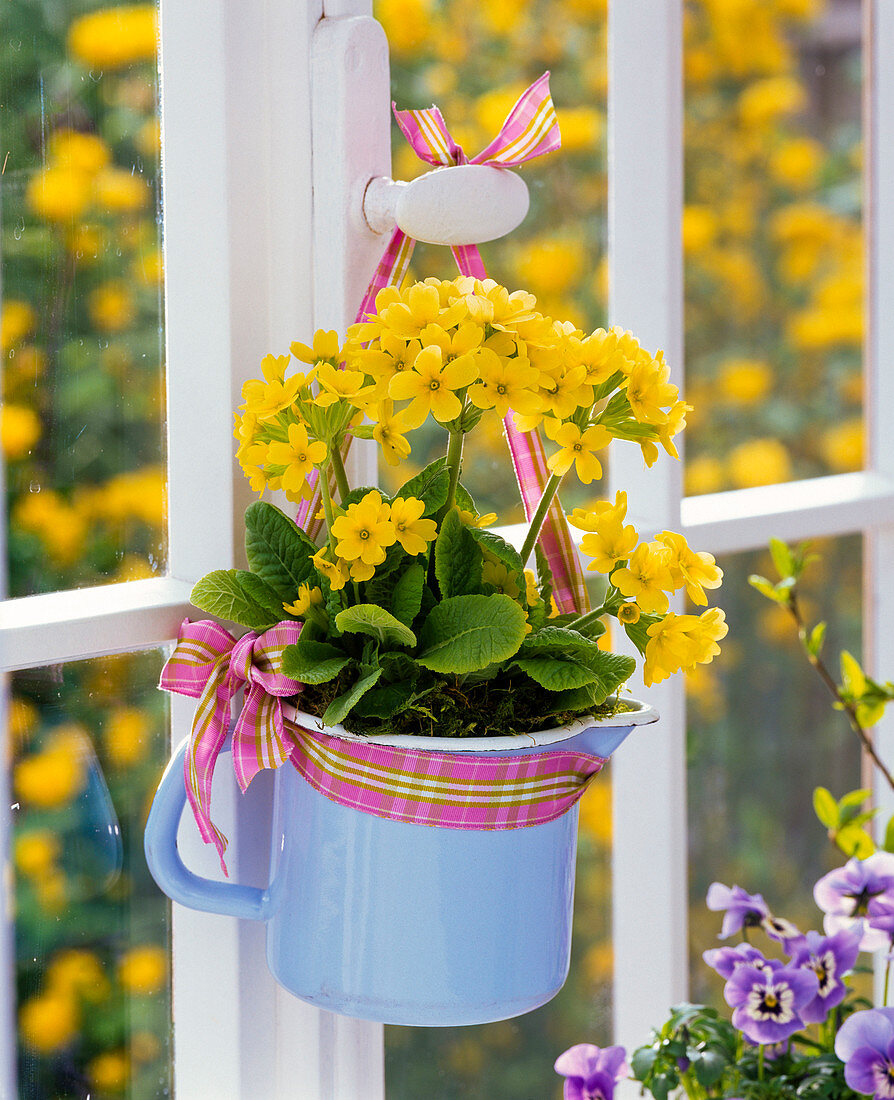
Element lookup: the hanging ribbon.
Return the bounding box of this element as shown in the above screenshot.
[160,619,304,873]
[295,73,589,614]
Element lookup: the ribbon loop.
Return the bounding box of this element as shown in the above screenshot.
[159,619,303,872]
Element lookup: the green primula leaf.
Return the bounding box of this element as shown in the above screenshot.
[521,625,601,656]
[580,649,637,704]
[191,570,279,631]
[352,680,418,719]
[244,501,317,600]
[397,458,450,516]
[391,561,425,626]
[323,669,383,727]
[335,603,417,648]
[434,507,482,599]
[468,527,526,594]
[237,570,286,618]
[813,786,838,830]
[512,654,603,691]
[417,594,527,674]
[379,651,421,683]
[281,639,351,684]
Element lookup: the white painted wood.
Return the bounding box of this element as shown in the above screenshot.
[0,578,193,673]
[681,472,894,554]
[866,0,894,1006]
[365,165,530,244]
[607,0,687,1054]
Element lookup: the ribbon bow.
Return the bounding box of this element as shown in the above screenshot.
[160,618,304,872]
[298,73,589,614]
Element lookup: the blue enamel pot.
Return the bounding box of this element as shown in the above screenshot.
[144,702,657,1026]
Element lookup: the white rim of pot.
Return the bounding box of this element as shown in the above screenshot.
[283,698,659,752]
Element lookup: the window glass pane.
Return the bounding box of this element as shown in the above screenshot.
[687,535,862,1002]
[379,1,612,1093]
[7,649,172,1098]
[683,4,863,496]
[2,2,166,597]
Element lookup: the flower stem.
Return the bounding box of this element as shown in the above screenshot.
[518,473,563,566]
[329,442,351,504]
[885,955,892,1006]
[319,465,338,557]
[758,1044,765,1082]
[441,428,465,518]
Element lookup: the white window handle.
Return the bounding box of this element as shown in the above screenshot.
[363,164,530,245]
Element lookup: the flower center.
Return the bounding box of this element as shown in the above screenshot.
[496,384,507,395]
[429,380,440,391]
[872,1062,894,1099]
[359,530,370,540]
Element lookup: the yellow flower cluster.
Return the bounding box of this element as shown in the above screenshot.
[568,491,726,684]
[19,948,110,1053]
[67,5,158,70]
[237,277,687,505]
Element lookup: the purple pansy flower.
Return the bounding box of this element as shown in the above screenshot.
[703,943,774,980]
[554,1044,628,1100]
[723,962,818,1045]
[869,899,894,945]
[760,913,803,946]
[814,853,894,952]
[835,1008,894,1098]
[788,926,862,1023]
[706,882,771,939]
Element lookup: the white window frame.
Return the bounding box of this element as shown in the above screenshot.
[2,0,892,1095]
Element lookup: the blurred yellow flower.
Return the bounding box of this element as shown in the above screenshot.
[578,778,612,844]
[685,455,726,495]
[474,85,526,137]
[67,223,106,265]
[555,106,603,152]
[1,404,41,460]
[103,706,151,768]
[133,246,164,286]
[26,166,92,222]
[728,437,792,488]
[82,467,167,527]
[67,5,158,69]
[14,830,61,878]
[1,299,36,351]
[135,117,161,158]
[19,992,79,1052]
[93,166,150,212]
[480,0,518,34]
[8,696,39,748]
[47,950,111,1003]
[682,205,719,255]
[821,418,863,473]
[769,136,824,190]
[738,76,806,128]
[13,490,88,565]
[47,129,111,174]
[14,741,87,809]
[512,237,586,297]
[717,357,773,406]
[89,281,136,332]
[375,0,434,58]
[118,945,168,995]
[88,1050,130,1093]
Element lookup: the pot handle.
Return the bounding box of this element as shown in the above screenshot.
[144,737,267,921]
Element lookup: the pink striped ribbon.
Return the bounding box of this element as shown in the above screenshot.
[160,619,304,873]
[289,722,606,830]
[295,73,589,613]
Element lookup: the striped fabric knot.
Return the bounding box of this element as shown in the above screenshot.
[160,619,304,873]
[289,722,606,830]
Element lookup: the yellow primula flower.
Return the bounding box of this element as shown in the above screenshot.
[537,364,592,420]
[353,333,422,394]
[283,583,323,617]
[389,344,477,427]
[312,550,351,591]
[481,559,520,599]
[467,347,541,418]
[241,358,304,419]
[579,521,638,575]
[457,508,497,528]
[567,489,630,533]
[371,401,413,467]
[389,496,437,555]
[656,530,723,606]
[378,281,467,339]
[313,362,376,409]
[572,327,638,387]
[611,542,675,614]
[643,608,728,687]
[264,422,327,497]
[617,603,640,625]
[545,420,611,484]
[624,349,678,425]
[330,489,396,565]
[291,329,341,365]
[453,277,539,330]
[524,569,541,606]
